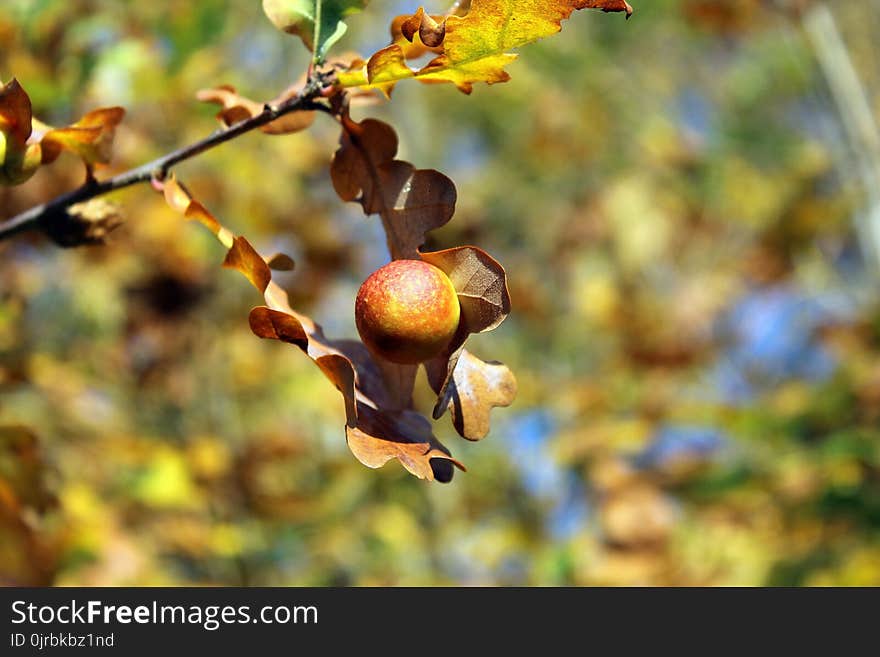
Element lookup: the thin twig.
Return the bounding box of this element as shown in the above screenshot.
[0,75,332,243]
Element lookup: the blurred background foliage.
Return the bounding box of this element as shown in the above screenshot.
[2,0,880,585]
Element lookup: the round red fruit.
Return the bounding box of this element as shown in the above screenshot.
[355,259,461,364]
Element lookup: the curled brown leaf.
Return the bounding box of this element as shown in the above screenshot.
[346,404,464,482]
[331,114,456,259]
[157,175,463,481]
[331,121,515,442]
[248,306,358,426]
[249,303,462,480]
[223,236,272,294]
[161,174,234,246]
[420,245,511,335]
[196,84,315,135]
[418,246,515,436]
[426,349,516,441]
[400,7,448,47]
[389,13,444,60]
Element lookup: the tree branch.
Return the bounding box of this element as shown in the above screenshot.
[0,75,332,245]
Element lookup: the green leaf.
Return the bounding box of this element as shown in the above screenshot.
[262,0,368,62]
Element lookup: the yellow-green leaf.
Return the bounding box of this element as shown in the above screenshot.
[339,0,633,94]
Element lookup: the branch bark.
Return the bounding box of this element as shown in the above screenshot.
[0,75,331,245]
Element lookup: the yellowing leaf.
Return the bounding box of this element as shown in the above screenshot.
[365,46,413,98]
[40,107,125,168]
[339,0,634,94]
[1,79,124,184]
[161,174,234,247]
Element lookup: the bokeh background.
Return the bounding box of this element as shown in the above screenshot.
[2,0,880,585]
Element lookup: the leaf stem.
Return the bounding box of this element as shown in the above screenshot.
[313,0,323,65]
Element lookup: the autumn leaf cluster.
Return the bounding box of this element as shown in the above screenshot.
[1,1,633,481]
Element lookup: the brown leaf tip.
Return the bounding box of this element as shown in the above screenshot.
[400,7,447,48]
[595,0,634,17]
